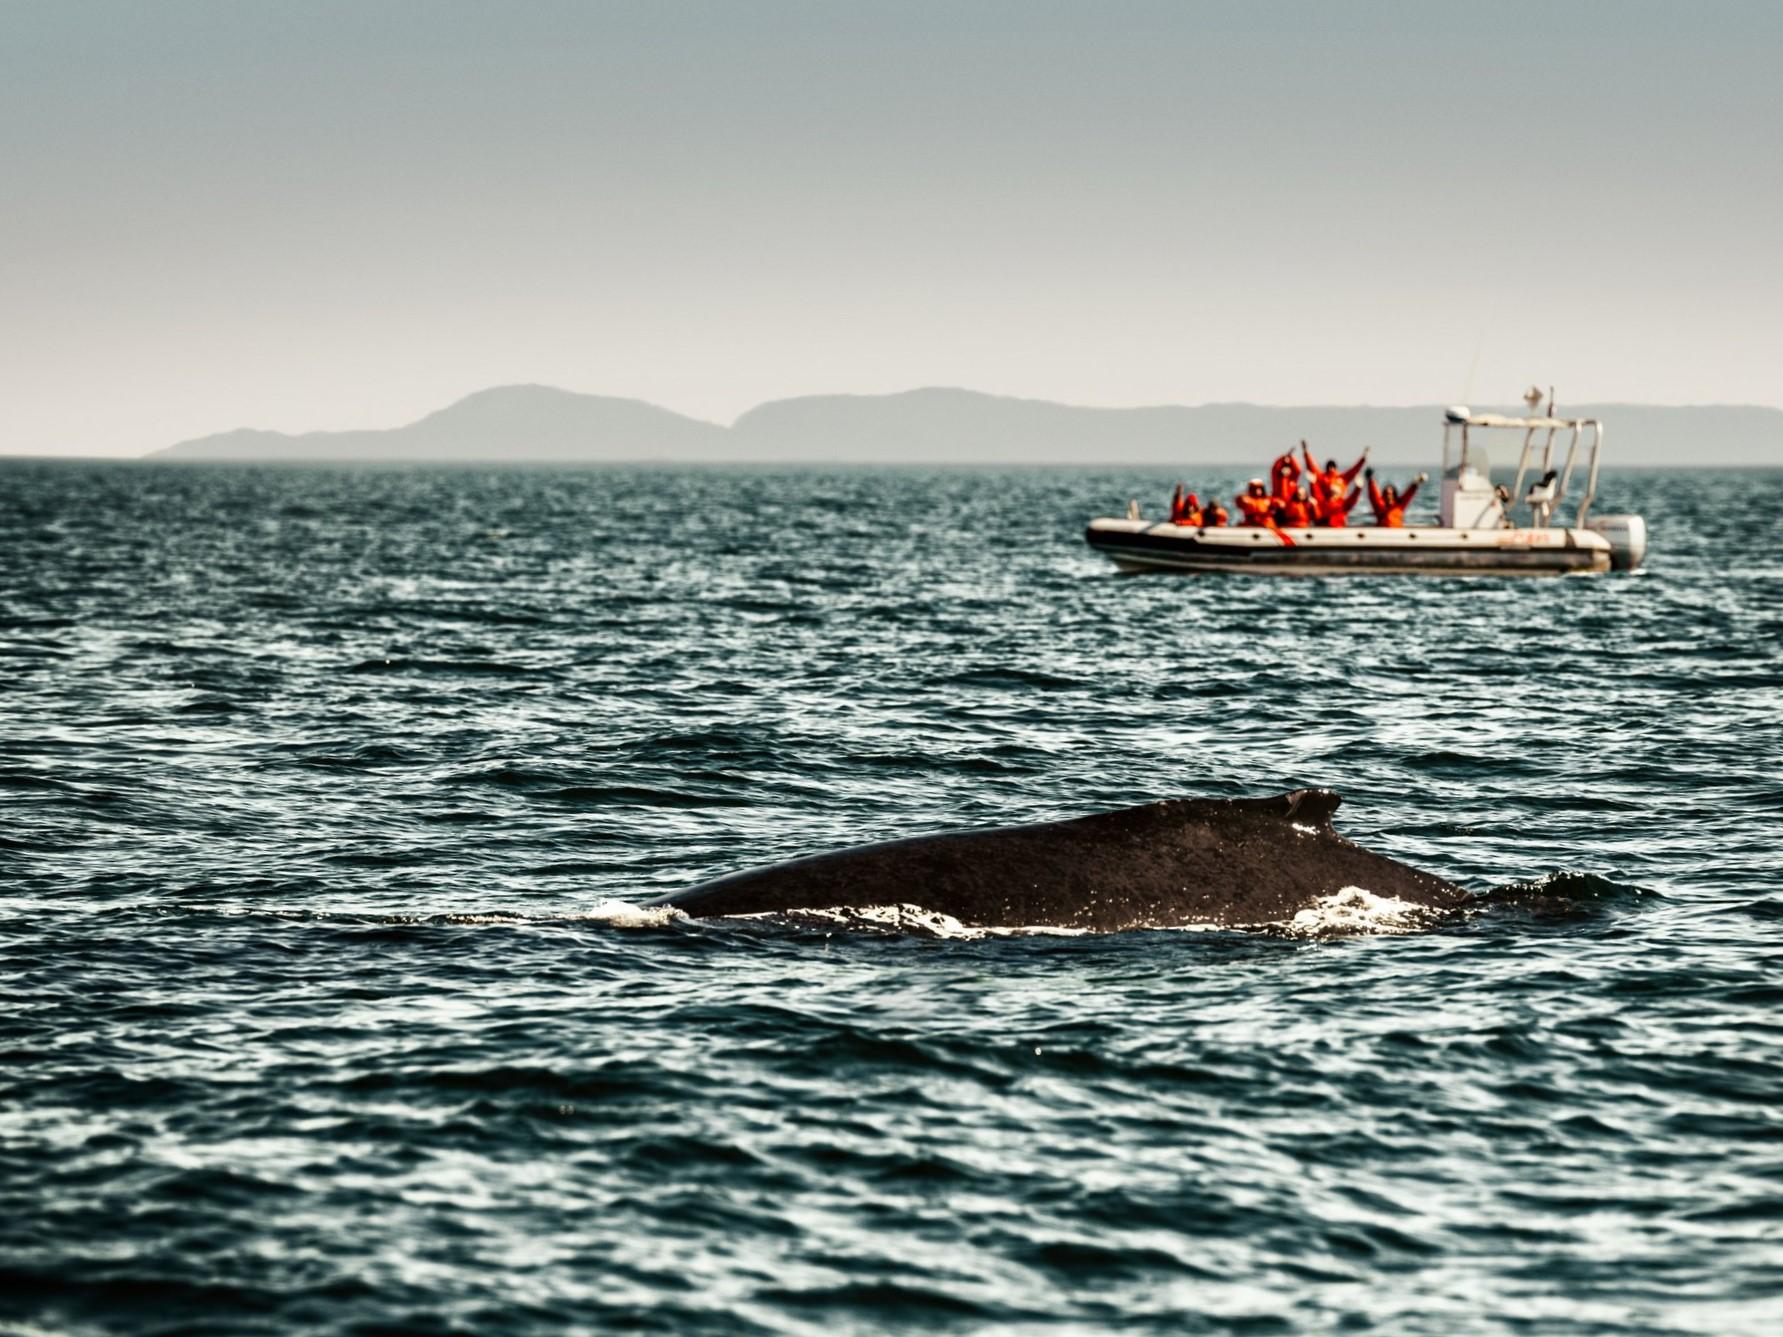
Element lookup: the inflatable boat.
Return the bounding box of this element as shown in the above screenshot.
[1086,404,1647,577]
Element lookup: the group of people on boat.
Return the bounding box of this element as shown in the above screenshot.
[1167,443,1429,531]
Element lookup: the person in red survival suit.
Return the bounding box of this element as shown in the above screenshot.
[1274,485,1315,529]
[1170,483,1185,522]
[1365,467,1429,527]
[1313,482,1363,527]
[1297,440,1324,493]
[1202,497,1230,527]
[1235,480,1276,526]
[1310,447,1370,506]
[1270,449,1302,499]
[1178,491,1203,526]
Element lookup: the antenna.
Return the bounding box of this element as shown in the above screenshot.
[1460,294,1500,405]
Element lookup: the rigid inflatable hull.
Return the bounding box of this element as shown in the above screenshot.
[1085,519,1612,577]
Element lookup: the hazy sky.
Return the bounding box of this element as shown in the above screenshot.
[5,0,1779,455]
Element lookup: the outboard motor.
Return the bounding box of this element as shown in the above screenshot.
[1586,515,1648,571]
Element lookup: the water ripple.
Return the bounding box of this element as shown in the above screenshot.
[2,461,1781,1334]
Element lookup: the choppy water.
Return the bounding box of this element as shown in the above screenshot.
[4,460,1781,1335]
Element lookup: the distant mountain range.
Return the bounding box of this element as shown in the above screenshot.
[149,384,1783,467]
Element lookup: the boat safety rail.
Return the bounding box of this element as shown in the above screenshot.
[1509,424,1564,513]
[1502,416,1603,529]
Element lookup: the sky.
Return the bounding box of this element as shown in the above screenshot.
[4,0,1780,456]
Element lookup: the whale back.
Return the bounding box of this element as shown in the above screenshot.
[655,789,1466,931]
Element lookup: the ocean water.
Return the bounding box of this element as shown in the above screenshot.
[3,460,1781,1335]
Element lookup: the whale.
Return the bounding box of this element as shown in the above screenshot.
[650,789,1473,932]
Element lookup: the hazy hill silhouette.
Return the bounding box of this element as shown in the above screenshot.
[149,384,1783,466]
[154,385,726,462]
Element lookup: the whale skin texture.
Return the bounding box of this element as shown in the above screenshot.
[650,789,1469,932]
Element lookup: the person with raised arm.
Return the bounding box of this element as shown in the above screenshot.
[1312,480,1363,527]
[1270,449,1302,500]
[1310,447,1370,506]
[1365,466,1428,528]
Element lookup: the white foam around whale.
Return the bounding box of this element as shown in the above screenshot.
[559,900,691,929]
[716,888,1442,940]
[210,902,693,930]
[219,892,1434,939]
[422,902,690,929]
[726,903,1097,939]
[1272,886,1441,938]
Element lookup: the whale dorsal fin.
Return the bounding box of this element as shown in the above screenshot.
[1281,788,1341,827]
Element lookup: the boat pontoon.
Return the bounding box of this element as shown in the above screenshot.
[1085,402,1647,576]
